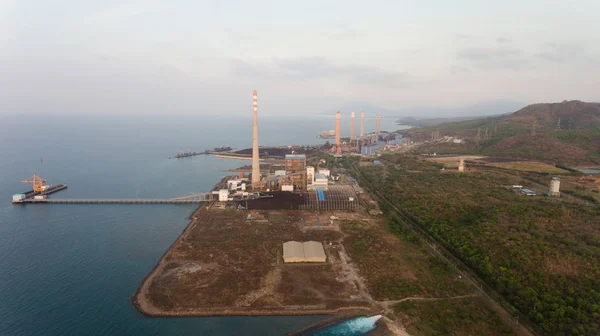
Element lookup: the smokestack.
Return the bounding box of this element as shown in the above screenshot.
[335,111,341,154]
[350,112,355,140]
[374,114,379,141]
[360,111,365,137]
[252,90,260,185]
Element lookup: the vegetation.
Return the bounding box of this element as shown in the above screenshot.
[347,154,600,335]
[402,101,600,165]
[394,297,514,336]
[342,218,470,300]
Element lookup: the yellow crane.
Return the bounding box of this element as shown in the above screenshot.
[21,174,47,192]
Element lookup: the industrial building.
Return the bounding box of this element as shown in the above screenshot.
[285,154,307,191]
[306,166,315,187]
[283,241,326,263]
[313,173,328,190]
[361,141,386,155]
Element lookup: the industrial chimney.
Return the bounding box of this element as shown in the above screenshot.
[335,111,341,154]
[251,90,260,186]
[360,111,365,137]
[350,111,355,140]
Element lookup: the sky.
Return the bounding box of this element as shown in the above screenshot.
[1,0,599,116]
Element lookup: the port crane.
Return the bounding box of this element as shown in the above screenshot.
[21,174,47,192]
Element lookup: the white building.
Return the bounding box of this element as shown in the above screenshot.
[218,189,229,202]
[306,166,315,185]
[283,241,326,263]
[318,169,330,177]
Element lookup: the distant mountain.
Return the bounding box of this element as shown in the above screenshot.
[507,100,600,130]
[396,114,509,127]
[396,100,523,118]
[403,100,600,165]
[321,100,523,119]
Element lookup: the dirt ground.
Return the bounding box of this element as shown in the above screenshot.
[134,205,373,316]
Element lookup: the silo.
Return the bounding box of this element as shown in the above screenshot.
[549,176,560,196]
[458,157,465,172]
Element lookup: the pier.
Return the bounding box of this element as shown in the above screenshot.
[18,199,206,204]
[14,192,213,204]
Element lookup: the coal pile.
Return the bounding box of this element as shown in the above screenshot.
[246,191,306,210]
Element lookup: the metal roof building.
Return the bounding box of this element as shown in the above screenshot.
[283,241,305,263]
[283,241,326,263]
[303,241,327,262]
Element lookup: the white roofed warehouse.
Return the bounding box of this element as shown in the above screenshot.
[283,241,305,263]
[282,241,327,263]
[302,241,327,262]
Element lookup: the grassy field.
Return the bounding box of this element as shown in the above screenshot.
[342,219,471,300]
[484,161,569,174]
[394,297,514,336]
[341,213,515,334]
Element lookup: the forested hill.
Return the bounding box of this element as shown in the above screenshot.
[401,101,600,165]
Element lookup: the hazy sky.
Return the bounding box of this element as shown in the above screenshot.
[1,0,599,116]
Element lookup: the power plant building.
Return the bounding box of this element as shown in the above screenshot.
[285,154,307,191]
[361,141,386,155]
[283,241,326,263]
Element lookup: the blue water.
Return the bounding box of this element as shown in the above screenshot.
[313,315,382,336]
[0,114,399,335]
[579,168,600,174]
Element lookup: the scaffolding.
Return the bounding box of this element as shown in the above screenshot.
[285,154,307,191]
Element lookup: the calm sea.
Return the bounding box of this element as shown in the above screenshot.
[0,114,400,335]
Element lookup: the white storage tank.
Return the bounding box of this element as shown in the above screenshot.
[549,176,561,196]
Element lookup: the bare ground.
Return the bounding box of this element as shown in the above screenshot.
[133,204,375,316]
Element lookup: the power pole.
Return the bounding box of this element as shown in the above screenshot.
[556,117,561,131]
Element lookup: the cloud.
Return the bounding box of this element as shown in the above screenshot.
[454,33,476,41]
[536,42,585,63]
[326,29,361,41]
[230,59,270,78]
[450,66,470,74]
[458,47,528,69]
[83,1,167,25]
[496,37,510,44]
[275,57,407,86]
[231,57,408,87]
